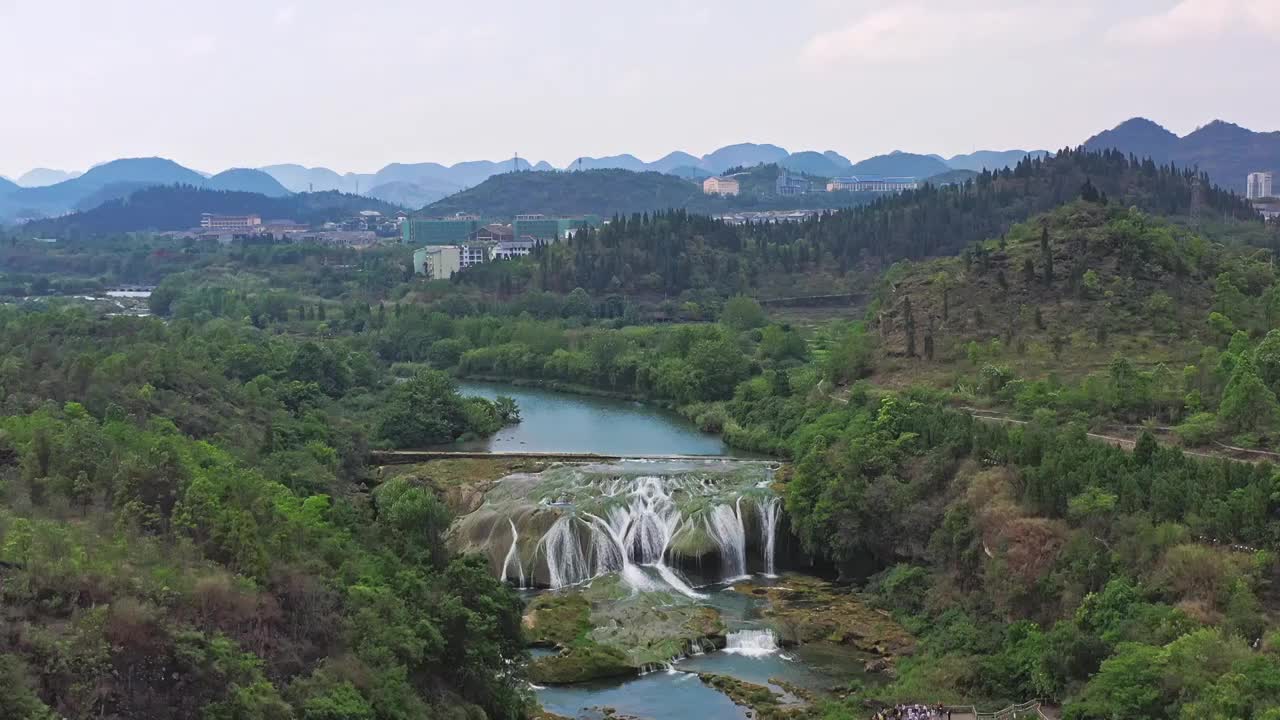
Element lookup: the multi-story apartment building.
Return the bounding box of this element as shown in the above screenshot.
[826,176,919,193]
[412,245,462,280]
[775,172,810,196]
[1247,172,1274,200]
[702,176,741,196]
[200,213,262,230]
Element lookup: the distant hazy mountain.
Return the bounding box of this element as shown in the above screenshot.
[16,167,83,187]
[1172,121,1280,194]
[780,151,851,177]
[252,142,1060,201]
[366,181,450,209]
[22,185,399,237]
[0,158,207,223]
[205,169,292,197]
[0,158,305,224]
[701,143,791,174]
[648,151,702,174]
[81,157,206,187]
[1084,118,1180,164]
[1084,117,1280,193]
[947,150,1049,172]
[848,151,951,178]
[568,154,649,172]
[0,176,17,194]
[261,160,526,196]
[71,182,157,212]
[259,164,349,193]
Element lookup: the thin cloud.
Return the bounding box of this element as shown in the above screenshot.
[1106,0,1280,46]
[802,4,1091,66]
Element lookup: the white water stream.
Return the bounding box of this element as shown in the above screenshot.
[723,629,780,657]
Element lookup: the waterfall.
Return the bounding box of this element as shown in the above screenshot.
[724,629,779,657]
[539,516,589,588]
[759,496,781,578]
[584,476,706,599]
[502,518,525,588]
[705,499,748,581]
[468,463,778,596]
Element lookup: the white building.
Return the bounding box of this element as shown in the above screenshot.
[1247,172,1274,200]
[702,176,741,196]
[460,243,491,268]
[200,213,262,230]
[413,245,462,280]
[493,239,539,261]
[826,176,919,193]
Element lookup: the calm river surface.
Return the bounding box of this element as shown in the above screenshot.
[455,380,736,456]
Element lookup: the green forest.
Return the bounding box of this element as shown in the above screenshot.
[3,147,1280,719]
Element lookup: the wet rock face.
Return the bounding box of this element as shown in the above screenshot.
[450,460,785,593]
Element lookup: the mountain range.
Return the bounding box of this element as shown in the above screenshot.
[16,168,83,187]
[4,117,1274,226]
[1085,118,1280,194]
[0,146,1046,225]
[0,158,290,224]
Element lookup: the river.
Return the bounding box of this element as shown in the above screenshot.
[449,382,866,719]
[455,380,736,456]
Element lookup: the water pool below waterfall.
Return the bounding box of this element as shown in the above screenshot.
[525,580,882,719]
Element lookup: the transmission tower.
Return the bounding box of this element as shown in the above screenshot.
[1190,174,1204,231]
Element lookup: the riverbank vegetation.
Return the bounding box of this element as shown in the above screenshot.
[0,306,531,718]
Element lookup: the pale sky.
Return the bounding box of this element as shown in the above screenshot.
[1,0,1276,177]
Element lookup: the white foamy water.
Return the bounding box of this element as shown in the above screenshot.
[724,629,779,657]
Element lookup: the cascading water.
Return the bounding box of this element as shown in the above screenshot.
[584,476,705,598]
[502,518,525,588]
[723,629,779,657]
[759,496,781,578]
[457,461,780,597]
[705,499,748,581]
[538,515,589,588]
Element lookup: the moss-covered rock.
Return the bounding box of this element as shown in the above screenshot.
[698,674,813,719]
[739,575,915,659]
[524,591,592,646]
[523,575,727,683]
[528,643,634,684]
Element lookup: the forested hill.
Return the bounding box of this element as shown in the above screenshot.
[422,169,703,217]
[1085,117,1280,194]
[458,148,1262,297]
[19,185,400,237]
[798,146,1256,265]
[422,167,873,218]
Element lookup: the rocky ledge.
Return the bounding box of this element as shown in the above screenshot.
[736,575,916,674]
[524,575,726,684]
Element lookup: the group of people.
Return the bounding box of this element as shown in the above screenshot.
[873,704,952,720]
